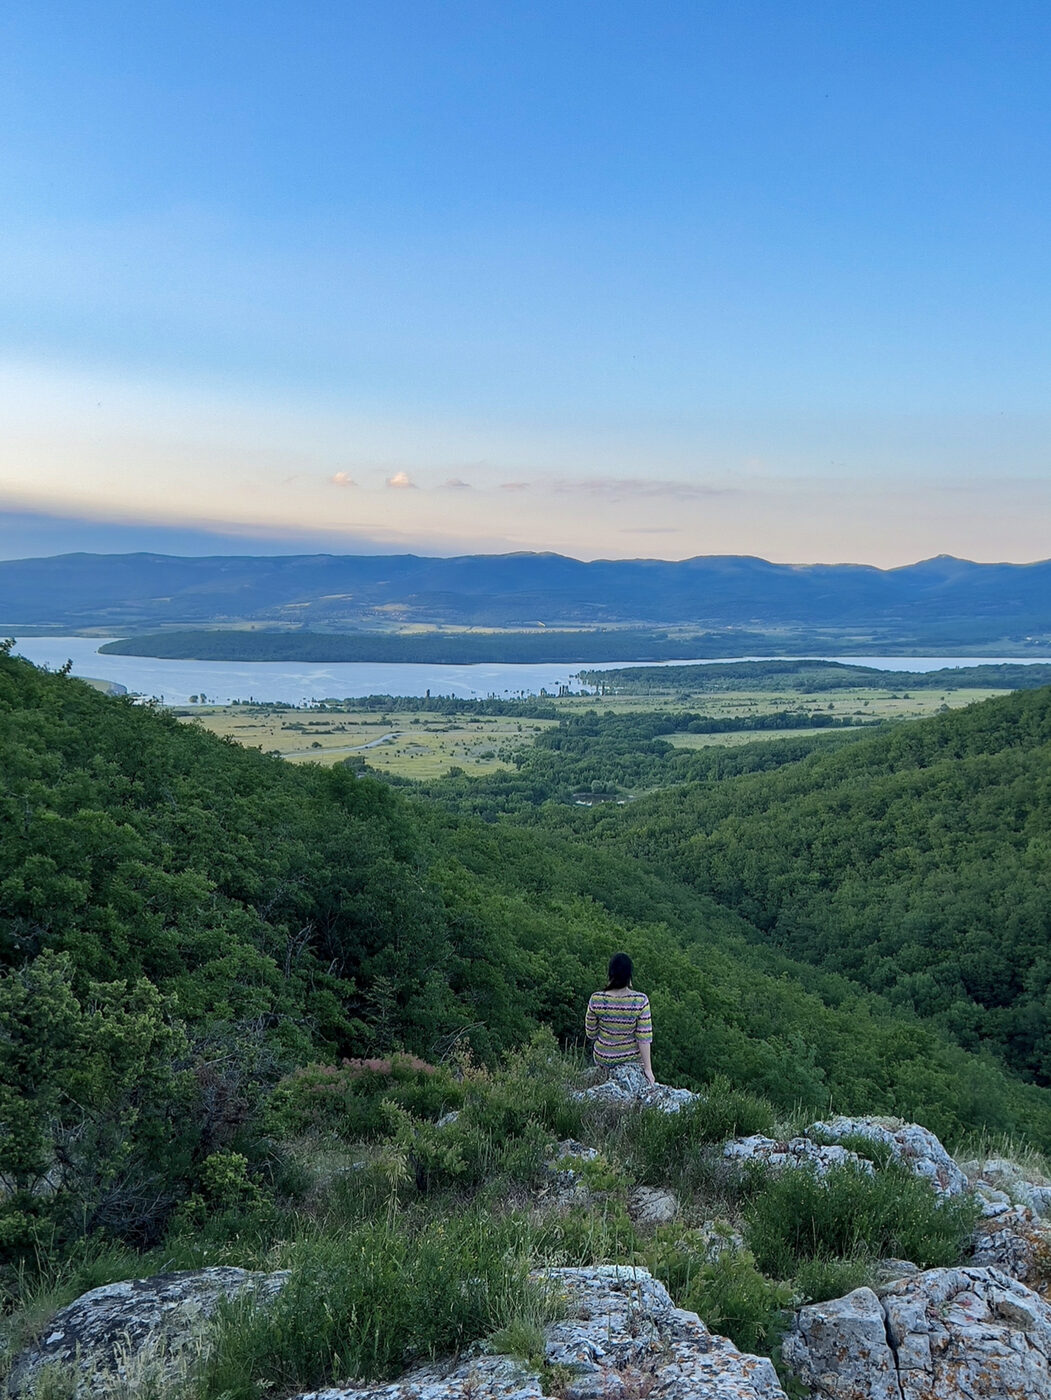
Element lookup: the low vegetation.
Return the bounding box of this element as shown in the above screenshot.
[0,1038,988,1398]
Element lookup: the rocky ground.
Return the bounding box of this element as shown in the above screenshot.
[12,1064,1051,1400]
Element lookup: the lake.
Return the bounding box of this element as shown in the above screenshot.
[9,636,1047,707]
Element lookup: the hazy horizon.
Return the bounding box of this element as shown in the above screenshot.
[1,506,1048,571]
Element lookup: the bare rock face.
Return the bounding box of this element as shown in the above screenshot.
[628,1185,679,1225]
[971,1207,1051,1288]
[294,1265,788,1400]
[7,1266,288,1398]
[963,1157,1051,1220]
[782,1286,901,1400]
[808,1115,968,1197]
[574,1064,699,1114]
[723,1134,873,1176]
[783,1266,1051,1399]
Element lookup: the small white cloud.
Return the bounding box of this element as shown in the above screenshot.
[330,471,357,487]
[386,471,417,490]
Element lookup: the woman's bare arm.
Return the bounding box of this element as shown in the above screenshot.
[637,1038,655,1084]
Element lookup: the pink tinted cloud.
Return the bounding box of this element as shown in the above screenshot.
[386,471,417,489]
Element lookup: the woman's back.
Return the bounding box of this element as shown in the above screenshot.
[585,987,652,1066]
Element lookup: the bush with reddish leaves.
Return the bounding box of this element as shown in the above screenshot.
[267,1053,463,1140]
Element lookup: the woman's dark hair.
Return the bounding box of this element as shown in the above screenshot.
[606,952,633,990]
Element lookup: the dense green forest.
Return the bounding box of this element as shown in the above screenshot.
[4,645,1051,1279]
[408,690,1051,1084]
[579,659,1051,693]
[99,628,737,664]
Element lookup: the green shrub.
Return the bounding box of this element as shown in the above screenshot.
[459,1034,584,1142]
[531,1204,641,1265]
[679,1249,792,1356]
[793,1253,878,1304]
[621,1081,776,1187]
[643,1224,791,1356]
[383,1102,550,1195]
[744,1164,979,1278]
[267,1056,463,1141]
[199,1212,548,1398]
[559,1152,629,1196]
[166,1150,279,1250]
[486,1318,547,1370]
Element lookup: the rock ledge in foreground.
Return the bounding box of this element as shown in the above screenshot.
[7,1266,288,1398]
[293,1264,786,1400]
[783,1265,1051,1399]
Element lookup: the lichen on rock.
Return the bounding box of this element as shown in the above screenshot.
[573,1064,699,1114]
[293,1265,787,1400]
[6,1266,288,1398]
[783,1265,1051,1399]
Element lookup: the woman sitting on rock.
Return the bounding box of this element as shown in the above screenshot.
[585,952,655,1084]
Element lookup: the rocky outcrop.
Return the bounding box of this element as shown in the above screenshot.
[961,1157,1051,1220]
[808,1116,969,1197]
[628,1185,678,1225]
[7,1266,288,1398]
[971,1207,1051,1287]
[541,1140,603,1205]
[723,1134,873,1176]
[293,1265,787,1400]
[783,1266,1051,1399]
[574,1064,699,1114]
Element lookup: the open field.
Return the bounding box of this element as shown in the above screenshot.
[175,682,1013,778]
[560,685,1010,722]
[174,706,557,777]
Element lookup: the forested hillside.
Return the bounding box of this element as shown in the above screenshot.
[5,549,1051,640]
[415,686,1051,1086]
[4,644,1051,1284]
[599,689,1051,1082]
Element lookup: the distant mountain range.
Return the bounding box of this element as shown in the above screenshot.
[3,550,1050,649]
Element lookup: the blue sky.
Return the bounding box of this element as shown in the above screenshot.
[2,1,1049,563]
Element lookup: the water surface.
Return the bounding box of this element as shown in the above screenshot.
[10,636,1046,707]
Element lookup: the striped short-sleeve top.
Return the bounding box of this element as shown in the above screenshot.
[585,989,653,1066]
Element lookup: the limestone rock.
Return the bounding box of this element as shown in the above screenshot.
[972,1182,1014,1217]
[808,1115,968,1196]
[723,1134,872,1176]
[628,1185,678,1225]
[7,1266,288,1398]
[541,1140,602,1205]
[968,1158,1051,1219]
[873,1259,920,1288]
[782,1286,900,1400]
[783,1265,1051,1399]
[294,1265,787,1400]
[574,1063,699,1114]
[293,1356,542,1400]
[971,1207,1051,1287]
